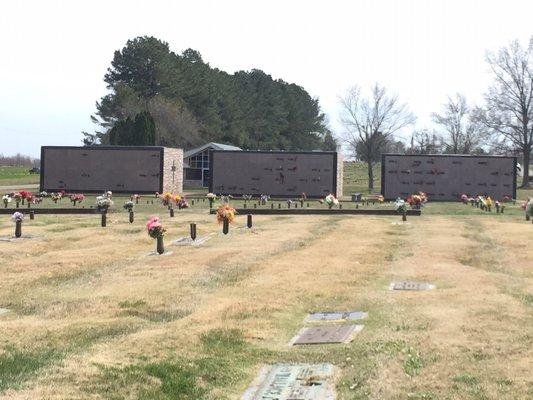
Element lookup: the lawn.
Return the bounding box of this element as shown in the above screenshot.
[0,163,531,399]
[0,166,39,187]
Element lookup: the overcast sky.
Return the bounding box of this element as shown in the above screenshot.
[1,0,532,158]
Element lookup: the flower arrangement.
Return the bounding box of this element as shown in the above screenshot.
[260,194,270,204]
[324,193,339,209]
[51,192,62,203]
[406,192,428,208]
[106,191,113,198]
[502,195,513,203]
[123,200,134,212]
[13,192,22,207]
[11,212,24,222]
[146,216,166,238]
[220,195,232,204]
[395,198,407,214]
[216,204,236,223]
[160,192,173,206]
[131,194,141,204]
[96,193,114,212]
[206,193,217,199]
[177,197,189,209]
[173,194,182,204]
[69,193,85,205]
[2,194,11,208]
[460,194,469,204]
[19,190,31,204]
[242,194,252,202]
[39,191,48,197]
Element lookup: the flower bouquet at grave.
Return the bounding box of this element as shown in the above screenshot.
[502,194,513,203]
[51,192,62,203]
[131,194,141,204]
[206,193,217,207]
[12,211,24,237]
[124,200,135,222]
[216,204,236,224]
[69,193,85,206]
[324,194,339,209]
[395,198,408,214]
[105,191,113,198]
[406,192,427,209]
[2,194,11,208]
[39,191,48,198]
[242,194,252,202]
[260,194,270,205]
[19,190,31,204]
[95,195,114,212]
[146,216,166,254]
[177,197,189,209]
[160,192,173,206]
[299,192,307,206]
[12,192,22,207]
[123,200,134,212]
[460,194,469,204]
[220,195,232,204]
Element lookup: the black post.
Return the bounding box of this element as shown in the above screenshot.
[129,211,134,223]
[278,203,281,209]
[190,223,197,241]
[402,212,407,222]
[254,203,257,209]
[247,214,252,229]
[156,236,164,254]
[501,206,505,214]
[27,202,31,209]
[191,200,195,206]
[30,211,34,220]
[307,202,309,207]
[170,208,174,217]
[244,203,247,209]
[209,198,214,209]
[271,203,274,209]
[223,217,229,235]
[339,204,343,210]
[295,203,298,209]
[101,212,107,227]
[15,221,22,238]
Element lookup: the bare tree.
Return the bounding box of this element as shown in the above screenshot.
[432,94,485,154]
[408,129,442,154]
[475,39,533,188]
[339,83,415,191]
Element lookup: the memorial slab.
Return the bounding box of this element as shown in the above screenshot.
[389,281,435,291]
[170,236,211,246]
[0,308,10,316]
[290,325,363,345]
[242,363,336,400]
[306,311,367,323]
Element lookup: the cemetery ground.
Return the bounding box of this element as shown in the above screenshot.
[0,163,531,399]
[0,197,531,399]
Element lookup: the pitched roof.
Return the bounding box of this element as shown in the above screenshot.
[184,142,241,158]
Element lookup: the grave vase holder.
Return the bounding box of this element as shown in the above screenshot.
[101,212,107,227]
[156,236,164,254]
[16,202,20,208]
[30,211,34,220]
[129,211,134,223]
[402,212,407,222]
[170,208,174,217]
[223,217,229,235]
[501,206,505,214]
[247,214,252,229]
[15,221,22,238]
[190,223,197,241]
[209,198,214,209]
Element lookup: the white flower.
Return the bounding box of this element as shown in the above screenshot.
[2,195,11,203]
[11,212,24,222]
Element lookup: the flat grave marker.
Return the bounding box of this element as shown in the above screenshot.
[170,236,211,247]
[0,308,10,316]
[306,311,368,323]
[290,325,363,345]
[241,363,336,400]
[389,281,435,291]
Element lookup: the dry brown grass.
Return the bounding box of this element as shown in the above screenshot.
[0,208,531,399]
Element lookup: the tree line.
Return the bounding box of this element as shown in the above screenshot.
[84,36,337,152]
[339,38,533,189]
[0,153,39,167]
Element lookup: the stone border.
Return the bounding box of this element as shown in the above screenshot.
[209,209,422,216]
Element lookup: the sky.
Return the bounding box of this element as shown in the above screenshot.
[1,0,533,158]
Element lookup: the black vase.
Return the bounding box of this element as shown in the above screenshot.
[101,212,107,227]
[223,217,229,235]
[190,223,197,241]
[30,211,35,220]
[156,236,164,254]
[170,208,174,217]
[129,211,134,223]
[402,213,407,222]
[15,221,22,238]
[247,214,252,228]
